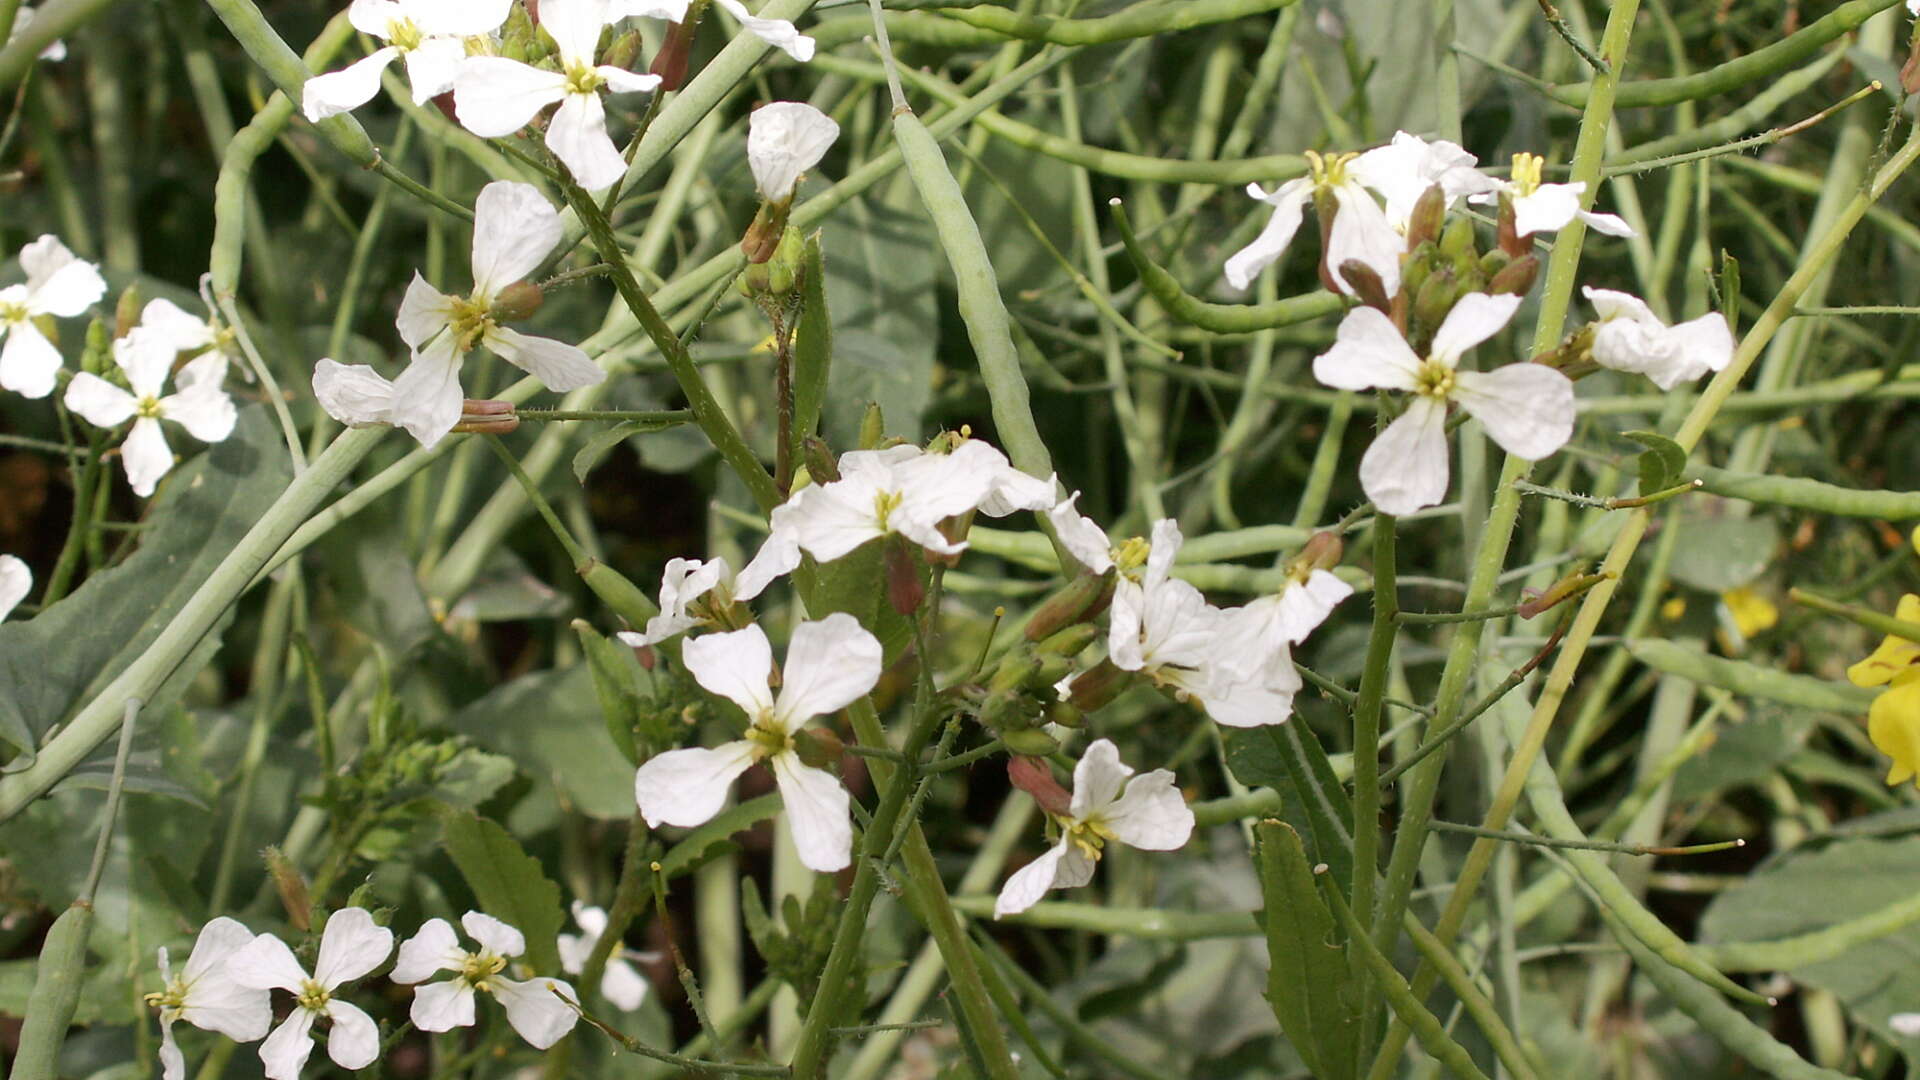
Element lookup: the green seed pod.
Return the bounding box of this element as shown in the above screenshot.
[1002,728,1061,757]
[579,559,660,631]
[10,900,94,1080]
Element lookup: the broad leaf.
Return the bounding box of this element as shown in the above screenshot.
[443,813,565,974]
[1253,821,1358,1080]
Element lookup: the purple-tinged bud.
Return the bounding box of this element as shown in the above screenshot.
[1405,184,1447,249]
[113,286,142,340]
[1066,658,1133,713]
[885,538,924,615]
[792,727,844,770]
[1294,531,1344,574]
[265,847,312,931]
[1495,193,1528,259]
[1026,573,1116,641]
[649,9,700,91]
[1486,254,1540,297]
[1008,756,1071,817]
[490,280,544,322]
[1338,260,1391,313]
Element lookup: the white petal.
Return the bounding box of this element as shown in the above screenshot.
[1669,312,1735,374]
[1143,517,1183,589]
[1577,209,1637,238]
[402,37,465,103]
[302,48,402,122]
[138,298,215,353]
[391,918,464,984]
[454,57,569,138]
[597,65,663,95]
[1281,570,1351,643]
[1359,397,1450,517]
[390,334,466,449]
[775,613,882,725]
[617,0,691,19]
[546,91,628,193]
[409,978,477,1032]
[485,327,605,390]
[634,742,758,828]
[63,372,138,428]
[1893,1012,1920,1036]
[571,902,609,939]
[538,0,612,64]
[682,624,776,717]
[226,933,309,993]
[323,999,380,1070]
[747,101,840,201]
[1048,492,1113,574]
[1428,292,1521,366]
[256,1010,317,1080]
[347,0,404,38]
[121,418,175,499]
[1453,365,1575,460]
[1068,739,1132,820]
[600,958,649,1011]
[159,1016,185,1080]
[1312,307,1422,392]
[786,480,887,563]
[181,917,259,988]
[489,975,580,1048]
[714,0,815,61]
[22,239,105,317]
[770,753,851,873]
[0,555,29,621]
[314,907,393,988]
[312,358,396,427]
[1509,183,1583,238]
[417,0,513,36]
[396,271,458,349]
[1,323,64,398]
[1223,179,1310,290]
[1106,580,1149,672]
[733,517,801,601]
[113,332,176,398]
[1193,675,1298,728]
[469,181,562,300]
[159,385,238,444]
[1102,770,1193,851]
[1582,286,1658,326]
[994,838,1076,918]
[460,911,525,959]
[1326,183,1403,298]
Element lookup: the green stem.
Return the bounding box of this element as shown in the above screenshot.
[1349,515,1397,1034]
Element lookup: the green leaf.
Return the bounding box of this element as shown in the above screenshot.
[442,812,565,974]
[811,542,918,665]
[820,176,937,448]
[1666,516,1780,593]
[575,621,643,766]
[1224,724,1355,891]
[791,231,832,448]
[446,666,639,820]
[572,416,685,485]
[1622,430,1687,495]
[1253,821,1358,1080]
[657,794,781,880]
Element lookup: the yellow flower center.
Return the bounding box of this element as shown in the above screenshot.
[872,490,903,530]
[744,722,791,759]
[447,296,495,354]
[1062,816,1118,861]
[1412,359,1456,401]
[565,62,604,96]
[135,395,164,420]
[1510,152,1546,196]
[386,17,424,51]
[1112,536,1151,579]
[458,950,509,991]
[1305,149,1359,191]
[294,978,331,1013]
[0,301,26,324]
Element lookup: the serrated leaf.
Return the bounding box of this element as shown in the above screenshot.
[1224,724,1354,891]
[442,813,565,973]
[1623,430,1687,495]
[1254,821,1358,1080]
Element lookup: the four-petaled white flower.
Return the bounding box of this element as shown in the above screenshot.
[1468,152,1635,240]
[1212,565,1353,710]
[614,556,767,649]
[228,908,394,1080]
[0,555,27,621]
[65,335,237,498]
[390,911,579,1048]
[747,102,839,202]
[634,614,881,872]
[1582,287,1735,391]
[393,181,605,448]
[454,0,663,191]
[557,901,651,1011]
[618,0,816,62]
[135,295,229,363]
[0,235,106,399]
[303,0,512,121]
[1224,149,1405,297]
[1347,131,1499,231]
[1105,519,1297,727]
[147,918,273,1080]
[1313,294,1573,516]
[994,739,1193,918]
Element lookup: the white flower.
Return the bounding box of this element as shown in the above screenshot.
[136,297,221,357]
[617,0,816,62]
[613,556,746,649]
[1313,293,1574,516]
[65,336,237,498]
[391,911,579,1048]
[392,181,605,448]
[303,0,511,121]
[1582,287,1735,390]
[0,555,27,621]
[633,614,881,872]
[1468,152,1635,240]
[1892,1011,1920,1036]
[1105,519,1296,727]
[0,235,106,399]
[8,5,66,61]
[1224,149,1405,297]
[312,358,399,428]
[1910,0,1920,15]
[147,918,273,1080]
[1047,491,1117,574]
[227,908,393,1080]
[747,102,839,202]
[557,902,650,1011]
[454,0,662,191]
[1347,131,1499,231]
[1211,568,1352,706]
[994,739,1192,918]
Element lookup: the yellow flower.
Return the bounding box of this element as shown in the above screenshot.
[1870,669,1920,788]
[1721,587,1777,639]
[1847,594,1920,688]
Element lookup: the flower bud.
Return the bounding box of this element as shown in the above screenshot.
[649,7,701,91]
[885,537,924,615]
[1439,215,1478,260]
[1486,254,1539,297]
[80,318,110,375]
[858,402,885,450]
[1494,193,1528,259]
[1065,658,1133,713]
[988,647,1041,695]
[802,436,840,483]
[1025,573,1115,641]
[489,280,544,322]
[1034,622,1100,660]
[739,227,806,298]
[1399,244,1435,303]
[500,2,538,62]
[1007,755,1071,817]
[264,847,312,931]
[740,201,790,265]
[601,28,642,72]
[1002,727,1061,757]
[1337,260,1391,313]
[792,727,844,770]
[1405,184,1447,250]
[451,399,520,435]
[1293,531,1344,574]
[1477,248,1511,276]
[113,286,142,340]
[1046,701,1083,728]
[1411,267,1458,333]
